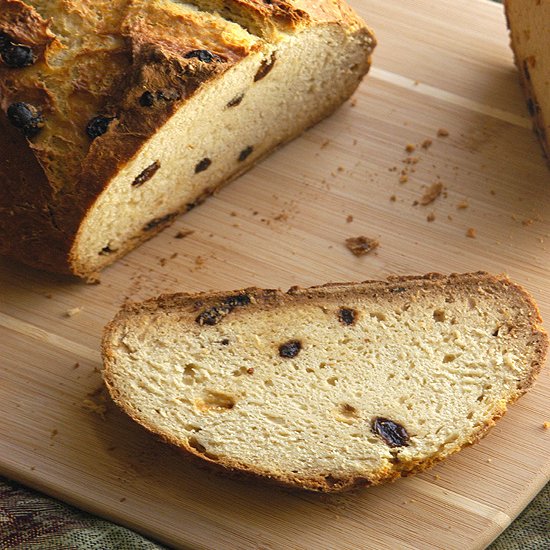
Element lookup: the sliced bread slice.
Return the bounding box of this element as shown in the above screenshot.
[102,273,547,492]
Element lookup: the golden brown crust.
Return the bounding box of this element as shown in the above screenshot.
[0,0,374,278]
[102,272,548,492]
[190,0,369,37]
[0,0,58,63]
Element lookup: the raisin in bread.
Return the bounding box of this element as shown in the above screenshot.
[505,0,550,165]
[0,0,375,280]
[102,272,548,492]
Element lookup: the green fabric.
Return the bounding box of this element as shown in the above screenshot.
[1,475,548,549]
[0,476,166,549]
[488,483,550,550]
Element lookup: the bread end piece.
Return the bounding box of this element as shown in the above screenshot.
[505,0,550,166]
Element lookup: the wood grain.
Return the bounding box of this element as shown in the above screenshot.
[1,0,549,548]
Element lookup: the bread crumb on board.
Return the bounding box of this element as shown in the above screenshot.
[345,236,379,256]
[437,128,450,137]
[456,200,469,210]
[427,212,436,222]
[82,387,109,419]
[543,421,550,429]
[466,227,477,238]
[175,229,194,239]
[82,398,108,419]
[419,182,443,206]
[65,307,83,318]
[421,139,433,150]
[346,215,354,223]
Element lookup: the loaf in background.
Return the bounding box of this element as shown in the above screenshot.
[505,0,550,166]
[0,0,375,279]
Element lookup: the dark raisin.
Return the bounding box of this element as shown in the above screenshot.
[184,49,216,63]
[220,338,230,345]
[196,294,250,326]
[139,91,155,107]
[254,52,276,82]
[224,294,251,308]
[99,245,113,255]
[143,212,177,231]
[227,94,244,108]
[195,158,211,173]
[238,146,254,162]
[371,417,410,448]
[6,102,44,137]
[1,43,35,68]
[86,116,113,139]
[196,305,230,326]
[338,307,357,325]
[132,160,160,187]
[279,340,302,358]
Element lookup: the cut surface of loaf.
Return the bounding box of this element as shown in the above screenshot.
[102,273,548,492]
[0,0,375,279]
[505,0,550,165]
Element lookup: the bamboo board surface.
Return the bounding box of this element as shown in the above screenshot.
[1,0,549,548]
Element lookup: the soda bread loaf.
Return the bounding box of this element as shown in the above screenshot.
[102,272,548,492]
[505,0,550,165]
[0,0,375,280]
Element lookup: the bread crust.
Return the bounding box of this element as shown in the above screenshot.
[0,0,375,278]
[505,0,550,166]
[102,272,548,492]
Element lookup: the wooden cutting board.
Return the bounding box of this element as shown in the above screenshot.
[1,0,549,548]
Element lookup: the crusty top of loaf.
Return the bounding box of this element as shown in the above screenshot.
[0,0,257,193]
[0,0,365,192]
[0,0,372,274]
